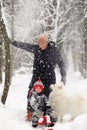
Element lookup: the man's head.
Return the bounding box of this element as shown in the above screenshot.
[38,34,48,50]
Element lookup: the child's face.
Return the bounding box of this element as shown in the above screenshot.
[35,86,42,93]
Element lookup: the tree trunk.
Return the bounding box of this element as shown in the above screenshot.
[1,35,10,104]
[0,1,2,84]
[0,38,2,84]
[81,17,87,78]
[0,2,11,104]
[10,0,15,77]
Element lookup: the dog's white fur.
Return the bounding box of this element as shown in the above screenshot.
[49,83,87,122]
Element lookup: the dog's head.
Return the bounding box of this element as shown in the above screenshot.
[50,82,64,96]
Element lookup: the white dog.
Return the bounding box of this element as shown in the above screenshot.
[49,83,87,122]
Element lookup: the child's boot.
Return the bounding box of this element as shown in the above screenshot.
[26,111,32,121]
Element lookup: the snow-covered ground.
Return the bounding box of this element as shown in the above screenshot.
[0,71,87,130]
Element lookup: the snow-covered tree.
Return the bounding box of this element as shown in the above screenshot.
[54,0,87,77]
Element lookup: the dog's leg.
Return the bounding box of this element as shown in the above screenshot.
[57,114,62,122]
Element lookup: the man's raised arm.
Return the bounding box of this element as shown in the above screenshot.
[9,39,36,53]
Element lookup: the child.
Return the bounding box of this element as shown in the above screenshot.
[28,80,57,127]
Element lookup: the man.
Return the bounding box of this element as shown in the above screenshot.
[10,34,66,120]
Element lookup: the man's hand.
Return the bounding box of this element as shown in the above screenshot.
[61,76,66,85]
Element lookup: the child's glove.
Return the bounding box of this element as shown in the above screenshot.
[38,105,51,111]
[37,106,43,111]
[44,105,51,110]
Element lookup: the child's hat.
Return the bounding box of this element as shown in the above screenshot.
[33,80,44,92]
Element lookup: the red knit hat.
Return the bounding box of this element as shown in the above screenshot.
[33,80,44,92]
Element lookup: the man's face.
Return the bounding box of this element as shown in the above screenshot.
[38,34,48,50]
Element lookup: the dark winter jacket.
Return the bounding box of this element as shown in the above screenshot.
[10,40,66,97]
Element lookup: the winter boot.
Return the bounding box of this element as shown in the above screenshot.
[32,114,39,127]
[32,121,38,127]
[50,111,57,125]
[26,111,32,121]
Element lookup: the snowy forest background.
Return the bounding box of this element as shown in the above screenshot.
[0,0,87,104]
